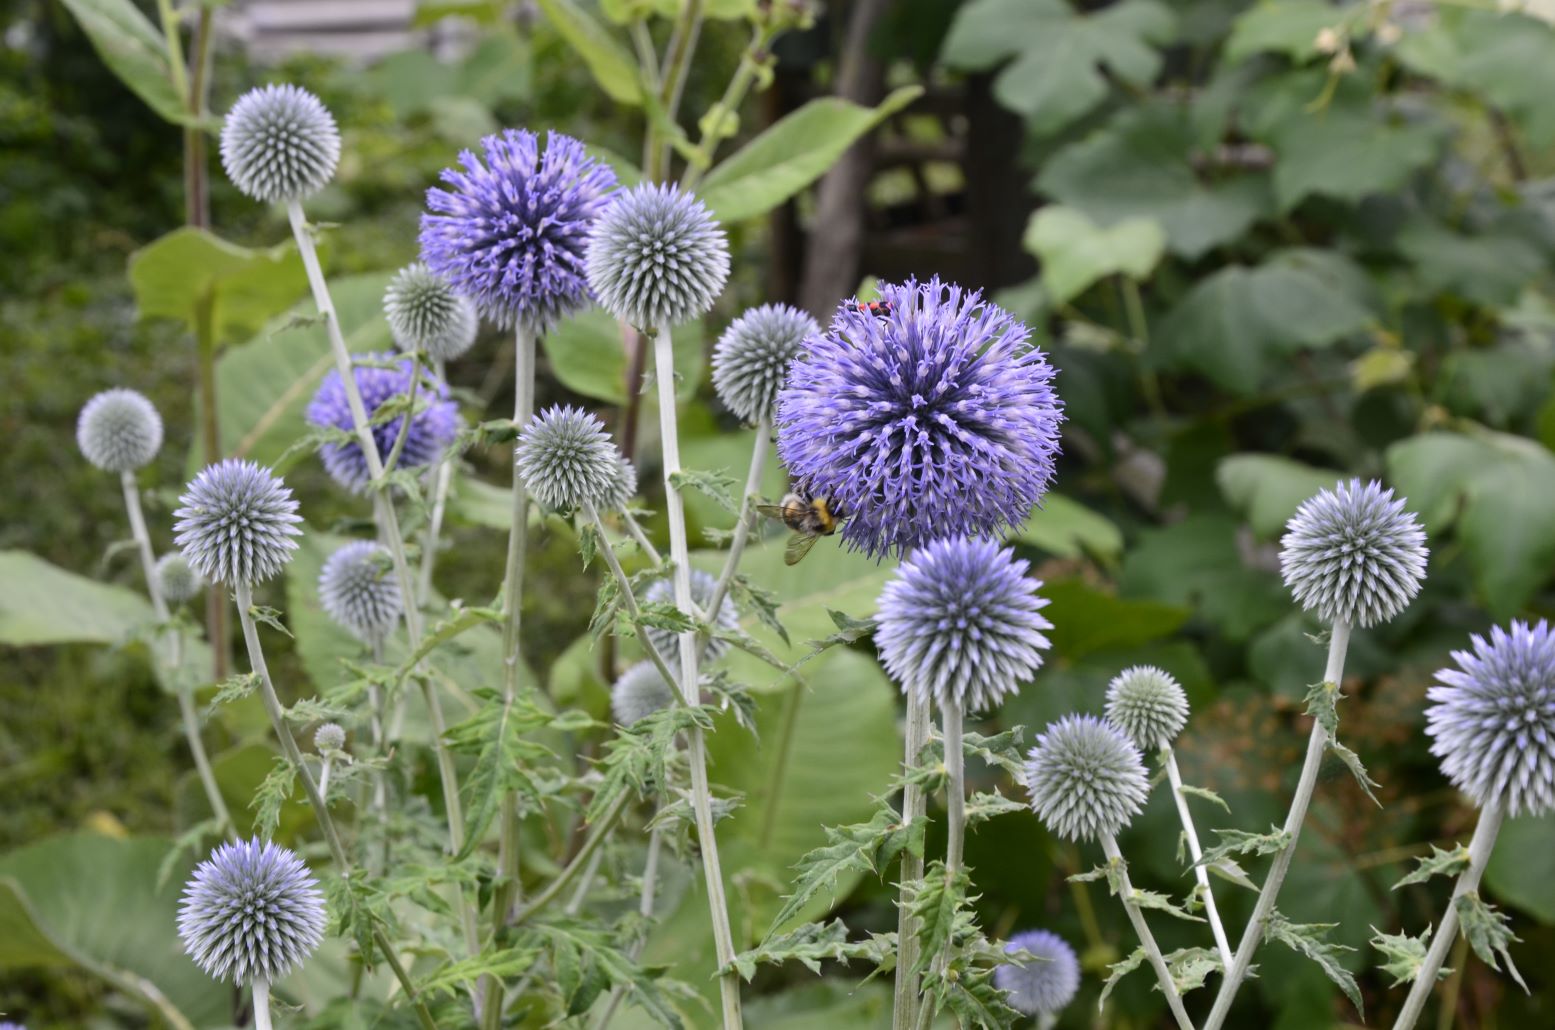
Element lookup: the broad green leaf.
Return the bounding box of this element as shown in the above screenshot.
[1225,0,1344,64]
[1120,514,1289,639]
[58,0,195,127]
[1394,9,1555,146]
[1262,102,1443,210]
[1041,580,1188,660]
[366,29,531,117]
[1397,219,1544,309]
[1485,814,1555,922]
[541,307,704,405]
[130,227,307,343]
[1012,493,1124,560]
[0,550,153,646]
[1023,206,1164,304]
[535,0,641,105]
[1217,454,1343,538]
[700,87,923,223]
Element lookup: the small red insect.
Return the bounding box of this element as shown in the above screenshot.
[857,300,894,318]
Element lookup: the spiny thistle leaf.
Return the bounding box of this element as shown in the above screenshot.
[589,704,712,822]
[1100,946,1148,1007]
[443,688,560,860]
[419,945,544,997]
[210,671,261,709]
[768,806,917,936]
[798,609,876,665]
[966,790,1025,825]
[1131,887,1205,923]
[1266,912,1363,1016]
[1197,825,1290,869]
[729,919,894,981]
[730,575,789,647]
[1370,925,1437,987]
[1178,783,1230,813]
[907,861,971,977]
[1329,738,1383,807]
[964,727,1027,778]
[669,466,737,513]
[252,756,296,839]
[1304,679,1342,739]
[1393,843,1471,890]
[1456,892,1529,993]
[1165,946,1223,995]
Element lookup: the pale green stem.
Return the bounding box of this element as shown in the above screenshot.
[319,756,333,799]
[654,0,705,178]
[594,803,668,1030]
[650,325,743,1028]
[381,352,424,476]
[1165,746,1234,971]
[417,359,456,606]
[1101,834,1196,1030]
[586,504,680,691]
[1205,619,1352,1030]
[893,693,932,1030]
[622,509,664,565]
[705,417,768,621]
[913,700,966,1030]
[153,0,189,99]
[1392,803,1506,1030]
[680,25,775,192]
[251,977,272,1030]
[510,792,631,925]
[174,637,234,836]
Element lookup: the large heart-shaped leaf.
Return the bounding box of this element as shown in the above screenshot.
[58,0,197,127]
[1225,0,1345,64]
[1024,206,1165,304]
[129,227,307,345]
[534,0,641,105]
[1217,454,1344,538]
[1394,9,1555,147]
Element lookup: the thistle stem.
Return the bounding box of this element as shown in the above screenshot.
[417,359,456,606]
[1392,802,1506,1030]
[1205,619,1351,1030]
[622,509,664,565]
[914,699,966,1029]
[511,792,631,925]
[174,637,234,836]
[705,417,768,621]
[1165,746,1233,971]
[680,24,778,192]
[381,352,424,476]
[319,756,333,799]
[893,693,932,1030]
[1101,834,1196,1030]
[650,325,743,1028]
[252,977,272,1030]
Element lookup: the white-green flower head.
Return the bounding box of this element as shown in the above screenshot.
[1105,665,1189,751]
[77,388,163,472]
[173,460,303,585]
[384,262,479,362]
[599,454,638,514]
[1024,714,1148,843]
[220,84,341,204]
[313,722,346,754]
[644,569,738,665]
[178,838,326,984]
[712,303,820,424]
[155,552,204,605]
[1280,478,1427,628]
[318,540,402,644]
[514,405,619,511]
[611,661,677,726]
[585,183,730,329]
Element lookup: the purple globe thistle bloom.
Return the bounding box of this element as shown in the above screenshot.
[875,537,1052,714]
[776,278,1064,558]
[305,353,459,493]
[994,929,1081,1018]
[420,130,616,330]
[0,1022,24,1029]
[174,460,302,585]
[1427,620,1555,817]
[77,388,163,472]
[1280,478,1427,628]
[178,838,327,985]
[1024,714,1148,843]
[318,540,403,644]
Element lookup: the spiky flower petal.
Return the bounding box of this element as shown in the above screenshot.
[712,304,819,424]
[1280,478,1427,628]
[420,130,615,330]
[318,540,402,644]
[644,569,738,665]
[177,838,326,984]
[514,405,619,510]
[611,661,677,726]
[586,183,730,329]
[305,353,459,494]
[77,388,163,472]
[173,460,302,585]
[1024,714,1148,843]
[155,552,204,605]
[219,84,340,204]
[1427,620,1555,817]
[777,277,1064,558]
[1105,666,1189,750]
[876,537,1051,714]
[994,929,1081,1017]
[313,722,346,754]
[384,262,479,362]
[599,454,638,514]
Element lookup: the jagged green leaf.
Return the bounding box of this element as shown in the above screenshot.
[730,919,892,980]
[1456,892,1529,993]
[1198,825,1290,869]
[1370,925,1437,987]
[1393,844,1471,890]
[1100,946,1149,1006]
[1131,887,1205,923]
[1266,912,1363,1015]
[768,806,912,936]
[964,727,1026,778]
[1179,783,1231,813]
[1165,946,1222,994]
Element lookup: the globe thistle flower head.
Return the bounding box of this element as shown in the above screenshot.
[586,183,730,329]
[994,929,1081,1017]
[313,722,346,754]
[174,460,302,585]
[219,84,340,204]
[875,537,1052,714]
[77,388,163,472]
[1024,714,1148,842]
[177,837,326,984]
[305,353,459,494]
[611,661,678,726]
[0,1022,24,1029]
[1280,478,1427,628]
[384,262,479,362]
[712,304,820,424]
[318,541,403,644]
[514,405,619,511]
[1427,619,1555,817]
[155,552,204,605]
[420,129,616,330]
[644,569,739,665]
[599,454,638,513]
[1105,666,1189,751]
[776,278,1064,558]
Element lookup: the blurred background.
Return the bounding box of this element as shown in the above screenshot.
[4,0,1555,1026]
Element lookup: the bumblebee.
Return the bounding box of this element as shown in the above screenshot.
[757,491,846,565]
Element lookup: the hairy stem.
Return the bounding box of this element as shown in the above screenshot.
[1165,747,1233,971]
[1393,803,1506,1030]
[705,417,768,621]
[174,636,234,835]
[622,509,664,565]
[913,699,966,1029]
[251,977,272,1030]
[511,792,631,925]
[381,353,424,476]
[1205,619,1352,1030]
[417,360,456,606]
[586,504,681,690]
[893,693,931,1030]
[1101,834,1196,1030]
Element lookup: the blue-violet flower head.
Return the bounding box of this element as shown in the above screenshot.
[994,929,1081,1017]
[1280,478,1427,628]
[318,540,403,644]
[585,183,729,329]
[712,303,819,424]
[1024,714,1148,843]
[177,837,327,984]
[77,388,163,473]
[174,460,302,585]
[305,352,459,494]
[219,84,340,205]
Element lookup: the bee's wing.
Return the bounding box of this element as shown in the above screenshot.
[757,503,807,520]
[784,532,821,566]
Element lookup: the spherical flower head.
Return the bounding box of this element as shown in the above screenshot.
[1105,666,1189,751]
[611,661,678,726]
[994,929,1081,1017]
[305,353,460,494]
[155,552,204,605]
[644,569,738,665]
[313,722,346,754]
[77,388,163,472]
[318,540,403,644]
[1024,714,1148,843]
[177,837,326,984]
[1427,620,1555,817]
[174,460,302,585]
[586,183,730,329]
[420,129,616,330]
[384,262,479,362]
[777,278,1064,558]
[599,454,638,513]
[1280,478,1427,628]
[0,1022,24,1029]
[875,537,1052,714]
[219,84,340,205]
[514,405,619,510]
[712,304,819,424]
